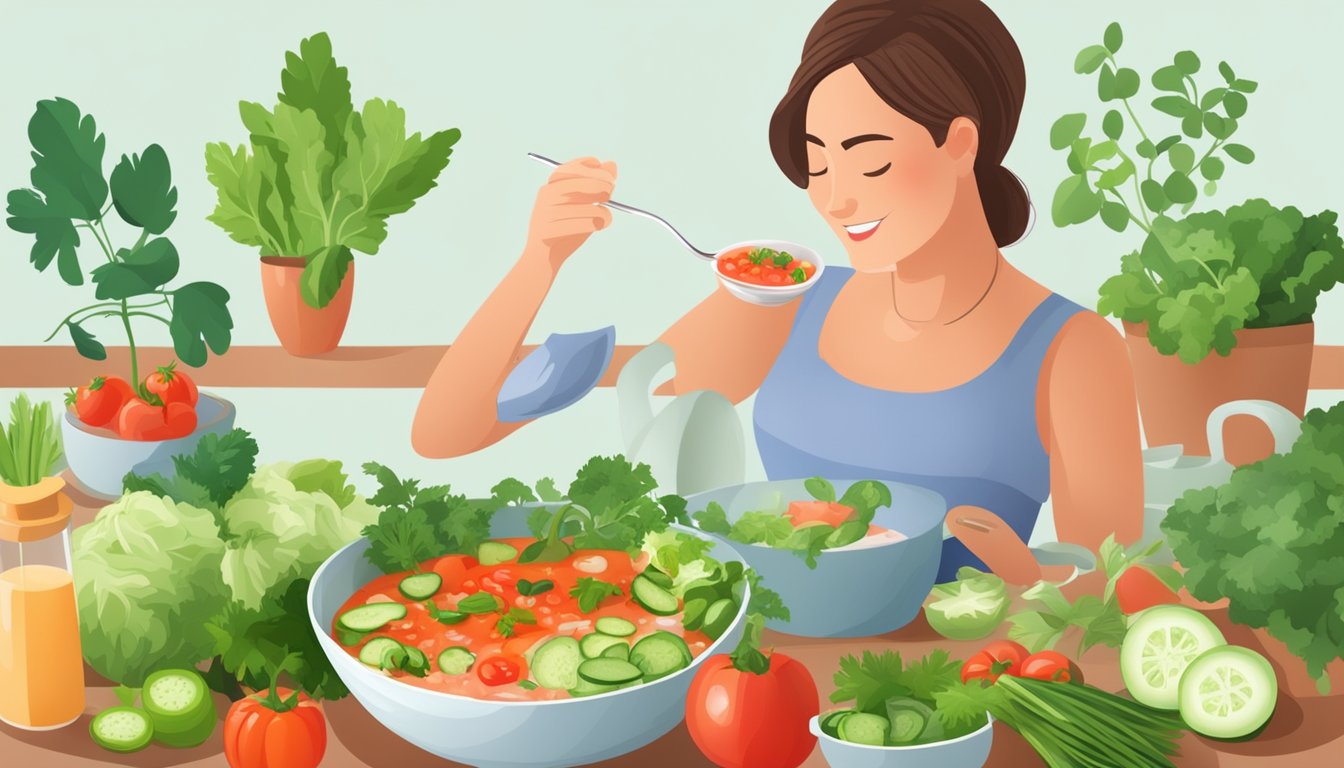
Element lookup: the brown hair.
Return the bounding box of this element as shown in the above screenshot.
[770,0,1030,246]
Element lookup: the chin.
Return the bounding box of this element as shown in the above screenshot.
[844,238,908,273]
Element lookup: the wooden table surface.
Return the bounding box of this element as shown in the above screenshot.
[3,486,1342,767]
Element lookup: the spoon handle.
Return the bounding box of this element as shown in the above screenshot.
[526,152,716,260]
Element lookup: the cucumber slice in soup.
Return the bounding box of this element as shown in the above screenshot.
[580,633,628,659]
[1121,605,1226,710]
[640,568,674,590]
[1178,646,1277,739]
[402,646,431,677]
[578,658,644,685]
[90,706,154,753]
[358,636,403,667]
[595,616,636,637]
[631,575,679,616]
[532,636,583,690]
[398,572,442,600]
[838,712,889,746]
[600,642,631,661]
[681,598,710,631]
[437,646,476,676]
[568,677,618,698]
[702,598,736,640]
[141,668,216,747]
[338,603,408,634]
[478,541,518,566]
[630,631,692,681]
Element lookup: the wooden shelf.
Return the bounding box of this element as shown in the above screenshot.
[2,344,1342,390]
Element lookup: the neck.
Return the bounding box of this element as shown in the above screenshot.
[884,188,1004,325]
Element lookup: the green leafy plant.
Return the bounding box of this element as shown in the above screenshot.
[1051,22,1257,233]
[5,99,234,386]
[1162,400,1344,691]
[205,31,461,308]
[1097,199,1344,362]
[0,394,63,486]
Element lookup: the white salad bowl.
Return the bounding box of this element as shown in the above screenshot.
[308,505,750,768]
[684,479,947,638]
[809,714,994,768]
[61,393,236,499]
[712,239,825,307]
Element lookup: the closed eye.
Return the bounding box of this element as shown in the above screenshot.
[863,163,892,177]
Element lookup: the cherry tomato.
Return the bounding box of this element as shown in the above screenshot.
[476,655,522,686]
[68,376,135,428]
[961,640,1029,683]
[686,652,818,768]
[144,360,199,407]
[163,400,198,439]
[116,398,169,441]
[1020,650,1078,683]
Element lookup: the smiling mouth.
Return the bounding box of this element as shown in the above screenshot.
[843,218,884,241]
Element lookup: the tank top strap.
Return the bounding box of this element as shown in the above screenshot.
[991,293,1088,379]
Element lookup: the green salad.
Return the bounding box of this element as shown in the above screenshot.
[820,650,988,748]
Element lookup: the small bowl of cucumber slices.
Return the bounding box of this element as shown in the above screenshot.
[809,711,994,768]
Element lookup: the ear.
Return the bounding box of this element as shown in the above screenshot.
[942,116,979,177]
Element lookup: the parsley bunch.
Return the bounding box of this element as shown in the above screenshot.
[360,462,492,573]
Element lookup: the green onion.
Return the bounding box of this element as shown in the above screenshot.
[517,680,538,690]
[0,394,63,487]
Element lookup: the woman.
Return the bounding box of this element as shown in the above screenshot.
[414,0,1143,584]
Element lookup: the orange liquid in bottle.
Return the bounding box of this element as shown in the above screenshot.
[0,564,86,729]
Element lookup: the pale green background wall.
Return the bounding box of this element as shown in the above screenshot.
[2,1,1341,513]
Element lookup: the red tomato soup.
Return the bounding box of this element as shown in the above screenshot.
[333,538,714,702]
[717,246,816,287]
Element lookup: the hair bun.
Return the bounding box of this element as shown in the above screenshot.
[979,163,1031,247]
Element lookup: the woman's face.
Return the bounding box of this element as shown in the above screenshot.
[804,64,964,272]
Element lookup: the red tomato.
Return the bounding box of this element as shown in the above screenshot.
[223,687,326,768]
[116,398,169,441]
[163,400,198,439]
[144,361,198,406]
[69,376,134,427]
[1115,567,1180,615]
[476,655,522,686]
[962,640,1029,683]
[686,653,818,768]
[785,501,855,528]
[1020,650,1076,683]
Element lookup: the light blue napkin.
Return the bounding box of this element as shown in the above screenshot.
[497,327,616,422]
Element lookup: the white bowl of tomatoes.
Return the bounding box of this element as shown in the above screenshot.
[61,364,236,498]
[713,240,824,307]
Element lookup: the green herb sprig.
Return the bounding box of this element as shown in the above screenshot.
[0,394,63,487]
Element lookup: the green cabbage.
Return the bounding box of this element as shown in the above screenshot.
[220,460,379,609]
[73,491,229,686]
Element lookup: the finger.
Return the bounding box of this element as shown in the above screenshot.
[549,158,616,184]
[540,216,608,240]
[547,204,612,225]
[945,505,1042,586]
[541,176,613,202]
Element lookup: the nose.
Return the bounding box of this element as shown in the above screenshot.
[827,190,858,221]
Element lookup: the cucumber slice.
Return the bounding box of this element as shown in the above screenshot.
[358,636,402,667]
[578,658,644,685]
[884,698,942,745]
[532,636,583,690]
[568,677,618,698]
[839,712,889,746]
[702,598,736,640]
[640,568,674,590]
[1121,604,1226,710]
[90,706,154,753]
[1178,646,1277,739]
[631,575,679,616]
[478,541,518,565]
[600,642,631,661]
[595,616,636,637]
[580,633,628,659]
[437,646,476,676]
[681,598,710,631]
[338,603,408,634]
[141,668,215,747]
[398,572,442,600]
[819,709,853,739]
[630,631,692,681]
[403,646,430,677]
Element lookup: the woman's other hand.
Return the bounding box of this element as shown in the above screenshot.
[524,156,617,269]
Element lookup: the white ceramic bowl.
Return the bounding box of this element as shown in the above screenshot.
[712,239,825,306]
[685,479,947,638]
[308,506,750,768]
[809,714,994,768]
[60,393,236,498]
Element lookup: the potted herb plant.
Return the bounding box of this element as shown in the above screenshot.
[4,98,236,498]
[1048,23,1344,464]
[204,31,461,356]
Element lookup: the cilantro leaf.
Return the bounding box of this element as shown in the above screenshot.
[173,429,258,507]
[831,650,912,714]
[360,463,491,574]
[730,511,794,546]
[933,682,998,733]
[570,577,623,613]
[693,502,732,535]
[362,506,437,573]
[535,477,563,502]
[567,455,658,517]
[490,477,537,507]
[496,608,537,638]
[901,649,962,701]
[745,569,790,621]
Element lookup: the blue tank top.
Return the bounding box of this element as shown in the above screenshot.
[754,267,1086,581]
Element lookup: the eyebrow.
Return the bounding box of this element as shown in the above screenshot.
[803,133,894,150]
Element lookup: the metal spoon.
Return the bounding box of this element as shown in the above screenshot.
[527,152,716,261]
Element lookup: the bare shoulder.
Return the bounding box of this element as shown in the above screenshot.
[1050,309,1128,367]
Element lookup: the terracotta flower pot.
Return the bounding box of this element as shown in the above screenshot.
[1123,321,1314,466]
[1248,627,1344,698]
[260,256,355,356]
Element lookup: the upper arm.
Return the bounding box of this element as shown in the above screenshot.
[1037,311,1144,548]
[654,288,799,403]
